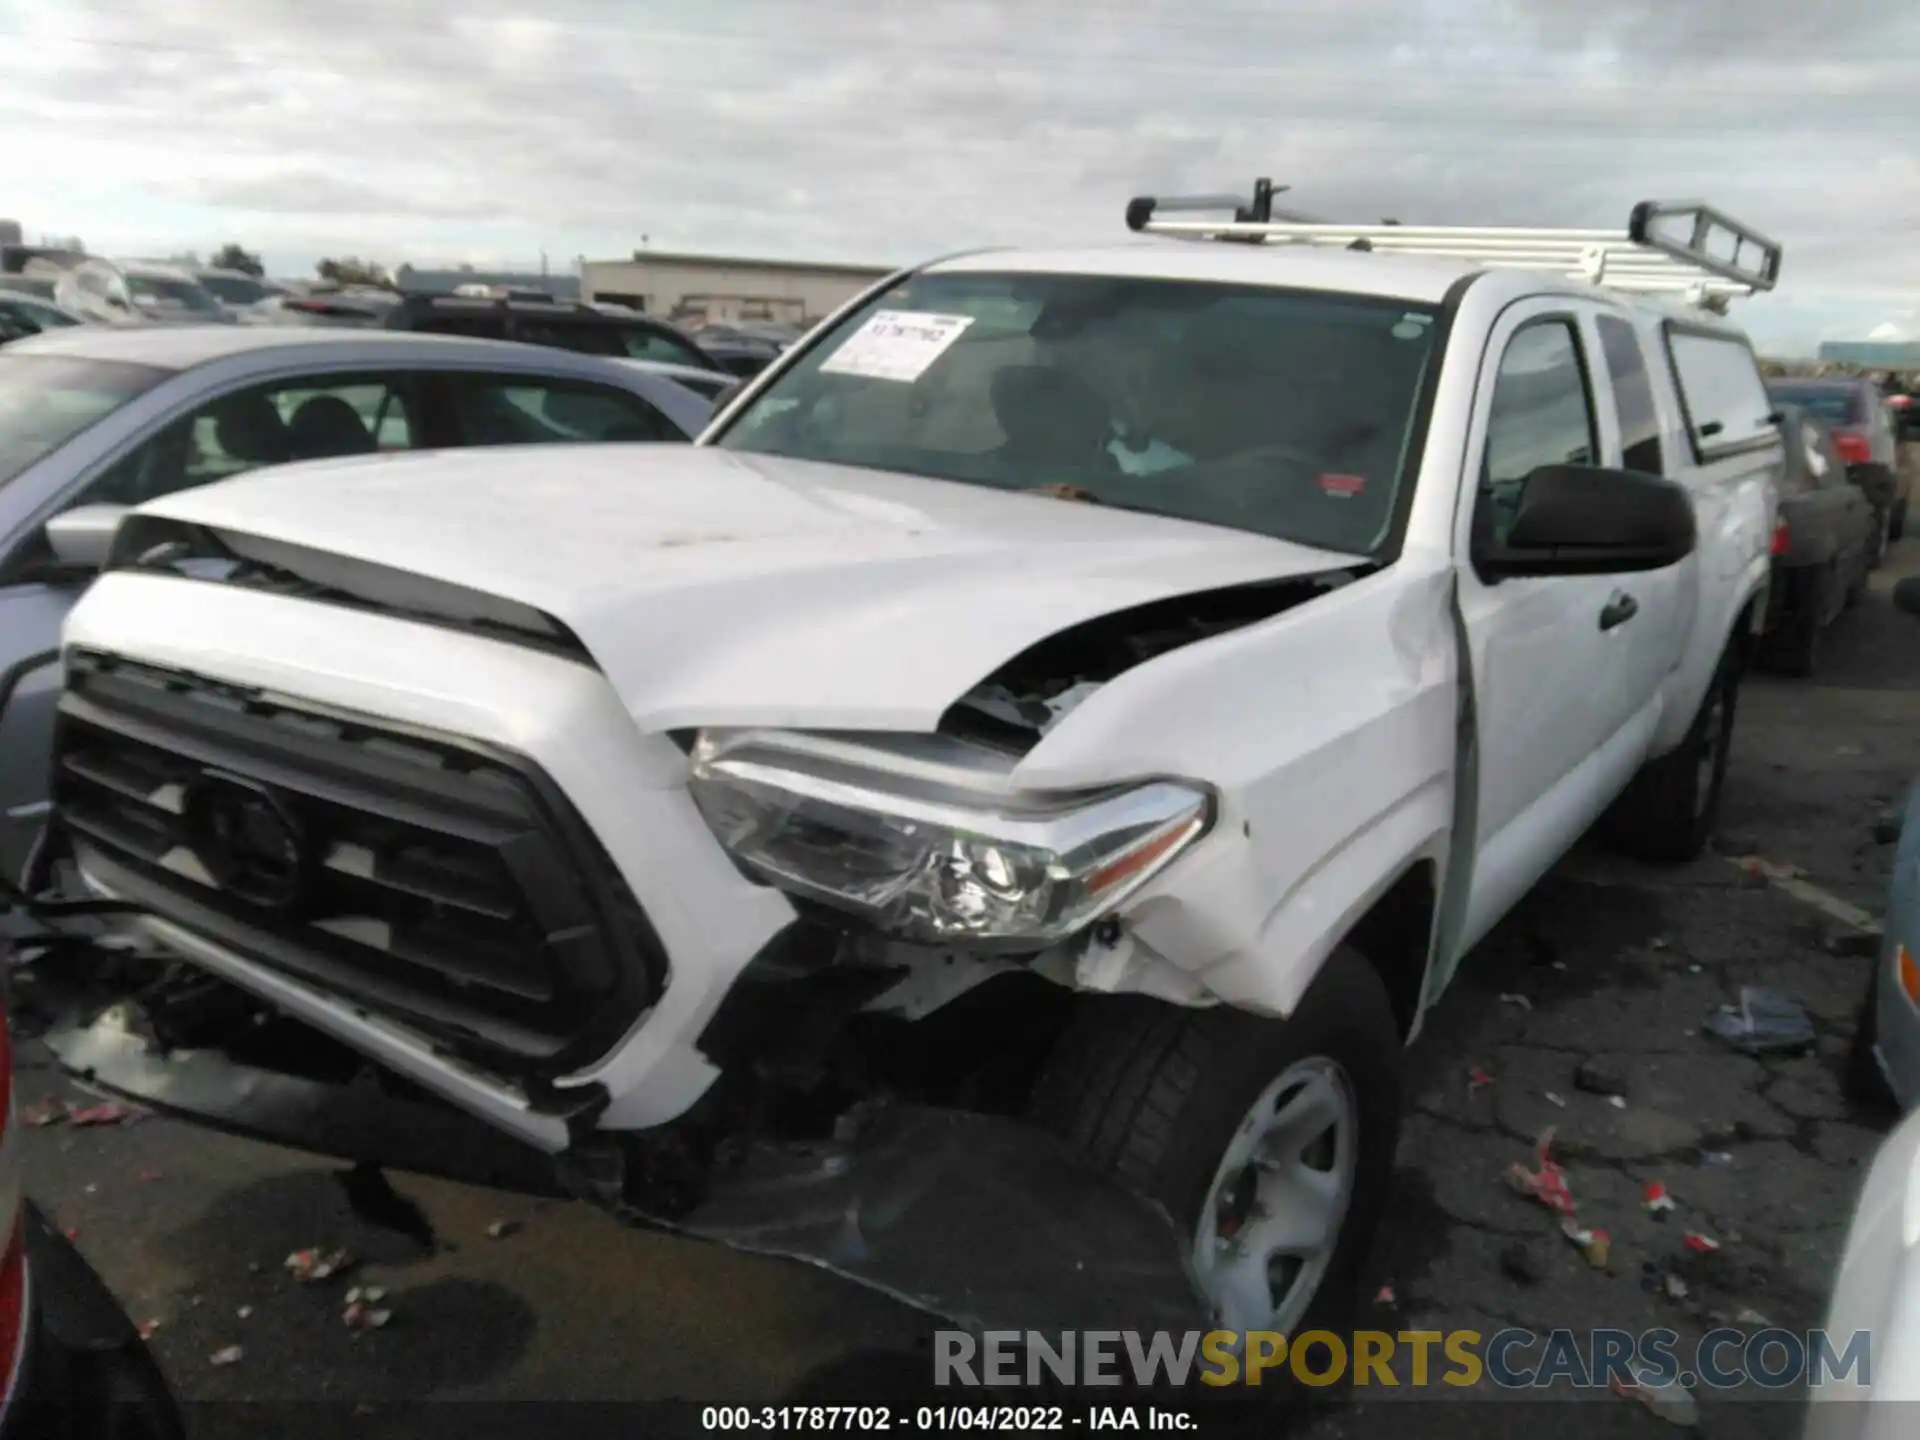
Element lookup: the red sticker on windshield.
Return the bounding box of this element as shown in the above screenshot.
[1319,473,1366,498]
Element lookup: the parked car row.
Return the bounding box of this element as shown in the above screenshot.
[1754,374,1915,675]
[3,263,756,397]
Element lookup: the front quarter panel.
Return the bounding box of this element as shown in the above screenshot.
[1652,449,1775,756]
[1014,560,1458,1020]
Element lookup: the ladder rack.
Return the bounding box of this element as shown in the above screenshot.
[1124,180,1783,305]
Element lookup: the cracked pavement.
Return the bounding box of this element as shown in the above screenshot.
[14,541,1919,1436]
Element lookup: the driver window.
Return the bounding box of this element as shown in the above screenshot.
[1478,319,1597,547]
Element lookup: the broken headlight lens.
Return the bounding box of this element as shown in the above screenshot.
[688,734,1212,948]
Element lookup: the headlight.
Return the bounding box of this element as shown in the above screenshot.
[688,733,1212,949]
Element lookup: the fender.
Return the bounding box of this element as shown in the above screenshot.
[1011,563,1459,1018]
[1651,549,1770,756]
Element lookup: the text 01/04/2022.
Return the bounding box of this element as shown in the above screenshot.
[700,1406,1197,1431]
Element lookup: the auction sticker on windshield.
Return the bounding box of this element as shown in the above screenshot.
[820,310,975,383]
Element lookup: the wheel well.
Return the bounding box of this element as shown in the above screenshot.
[1344,860,1436,1039]
[1734,593,1762,667]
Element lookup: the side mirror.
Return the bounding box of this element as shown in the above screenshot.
[1478,464,1696,580]
[43,503,130,573]
[1894,577,1920,619]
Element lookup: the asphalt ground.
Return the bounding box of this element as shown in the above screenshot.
[16,535,1920,1439]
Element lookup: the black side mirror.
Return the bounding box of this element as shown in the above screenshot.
[1478,464,1697,580]
[1894,577,1920,619]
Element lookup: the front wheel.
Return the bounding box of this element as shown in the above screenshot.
[1845,962,1898,1113]
[1029,948,1401,1346]
[1603,639,1741,862]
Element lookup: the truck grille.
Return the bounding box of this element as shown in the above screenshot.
[52,649,665,1071]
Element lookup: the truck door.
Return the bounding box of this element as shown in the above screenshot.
[1585,309,1692,739]
[1449,301,1663,958]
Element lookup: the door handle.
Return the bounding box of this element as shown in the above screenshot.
[1599,590,1639,631]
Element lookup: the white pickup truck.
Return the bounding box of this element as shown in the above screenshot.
[33,190,1784,1340]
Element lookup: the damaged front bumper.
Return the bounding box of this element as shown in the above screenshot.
[29,953,1207,1337]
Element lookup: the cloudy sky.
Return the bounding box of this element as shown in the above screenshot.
[2,0,1914,354]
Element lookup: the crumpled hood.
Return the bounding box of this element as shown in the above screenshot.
[137,445,1358,731]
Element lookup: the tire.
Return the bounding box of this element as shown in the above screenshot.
[1603,639,1741,863]
[1893,496,1909,541]
[1765,569,1824,678]
[1029,947,1401,1400]
[1845,559,1869,609]
[1845,962,1898,1114]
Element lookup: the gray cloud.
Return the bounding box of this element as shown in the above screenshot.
[0,0,1913,348]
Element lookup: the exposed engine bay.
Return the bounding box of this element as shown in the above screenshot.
[941,567,1366,751]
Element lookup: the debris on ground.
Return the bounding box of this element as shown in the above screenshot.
[1544,1091,1567,1108]
[341,1300,393,1332]
[485,1219,522,1240]
[20,1099,64,1128]
[1498,993,1533,1012]
[284,1247,354,1283]
[1504,1129,1575,1216]
[1684,1232,1722,1254]
[63,1227,79,1242]
[137,1319,161,1340]
[236,1306,252,1320]
[1650,936,1670,951]
[1499,1241,1543,1285]
[1608,1095,1628,1110]
[1372,1284,1396,1306]
[1610,1368,1700,1427]
[209,1345,244,1368]
[67,1102,145,1127]
[1574,1059,1628,1098]
[1560,1218,1611,1269]
[1703,986,1816,1055]
[1734,1307,1773,1327]
[1644,1181,1677,1217]
[1688,963,1703,974]
[1664,1274,1690,1301]
[345,1285,387,1305]
[1702,1150,1734,1166]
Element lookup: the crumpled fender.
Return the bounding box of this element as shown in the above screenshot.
[1015,561,1459,1019]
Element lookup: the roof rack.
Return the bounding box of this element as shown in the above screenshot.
[1124,179,1783,304]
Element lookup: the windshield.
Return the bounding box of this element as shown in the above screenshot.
[1767,383,1865,427]
[197,274,275,306]
[717,271,1440,555]
[0,355,168,485]
[127,274,226,315]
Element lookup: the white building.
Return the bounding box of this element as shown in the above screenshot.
[580,250,893,325]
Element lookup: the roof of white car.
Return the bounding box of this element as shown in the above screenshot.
[6,323,523,370]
